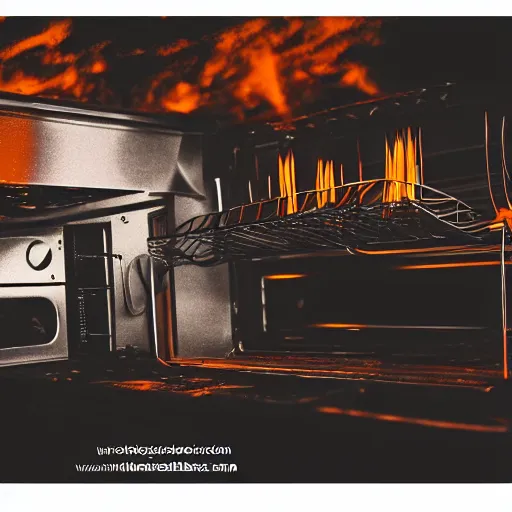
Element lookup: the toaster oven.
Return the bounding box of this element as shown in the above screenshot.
[0,86,510,390]
[148,84,512,387]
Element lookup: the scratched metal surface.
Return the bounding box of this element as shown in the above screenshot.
[0,95,205,197]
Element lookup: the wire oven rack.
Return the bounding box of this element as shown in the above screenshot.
[148,179,498,267]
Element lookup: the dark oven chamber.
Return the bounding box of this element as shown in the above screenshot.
[150,85,512,381]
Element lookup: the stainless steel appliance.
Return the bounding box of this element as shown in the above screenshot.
[148,84,512,387]
[1,85,511,391]
[0,92,231,367]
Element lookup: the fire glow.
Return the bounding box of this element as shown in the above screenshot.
[274,126,422,214]
[316,160,336,208]
[0,17,383,119]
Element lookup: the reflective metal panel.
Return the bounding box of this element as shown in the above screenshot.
[172,193,233,358]
[0,284,68,367]
[0,227,65,285]
[0,108,204,197]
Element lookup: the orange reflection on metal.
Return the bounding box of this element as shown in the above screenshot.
[398,261,512,270]
[353,245,471,256]
[312,323,365,329]
[310,323,483,330]
[264,274,307,280]
[316,406,508,433]
[0,117,33,184]
[95,379,253,397]
[100,380,169,392]
[170,358,497,388]
[183,384,253,397]
[316,159,335,208]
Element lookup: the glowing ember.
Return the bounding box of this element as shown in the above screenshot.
[264,274,307,280]
[316,406,509,433]
[156,39,193,57]
[398,261,512,270]
[310,323,484,330]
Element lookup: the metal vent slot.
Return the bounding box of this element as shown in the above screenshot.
[65,224,114,356]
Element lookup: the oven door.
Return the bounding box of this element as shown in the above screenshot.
[0,227,68,367]
[232,248,508,368]
[0,284,67,366]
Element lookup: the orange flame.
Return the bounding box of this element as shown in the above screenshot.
[278,150,298,214]
[384,127,421,202]
[0,17,382,119]
[269,127,424,216]
[156,39,193,57]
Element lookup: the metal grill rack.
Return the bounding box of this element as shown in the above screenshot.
[148,179,499,267]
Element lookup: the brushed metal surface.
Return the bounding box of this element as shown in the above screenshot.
[0,192,163,228]
[70,204,166,353]
[0,110,204,197]
[172,192,233,358]
[0,92,207,133]
[0,284,68,367]
[0,227,65,284]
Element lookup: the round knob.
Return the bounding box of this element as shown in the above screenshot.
[26,240,53,271]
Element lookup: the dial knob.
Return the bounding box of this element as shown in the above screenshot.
[26,240,52,271]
